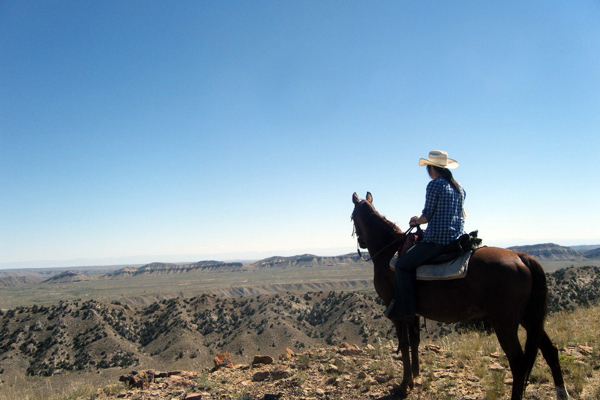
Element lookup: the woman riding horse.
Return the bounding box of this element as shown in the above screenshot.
[390,150,466,323]
[351,190,570,400]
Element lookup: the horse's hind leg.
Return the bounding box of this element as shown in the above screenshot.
[539,331,569,399]
[409,316,420,378]
[491,322,526,400]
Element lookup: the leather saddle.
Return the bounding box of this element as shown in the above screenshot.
[428,230,482,264]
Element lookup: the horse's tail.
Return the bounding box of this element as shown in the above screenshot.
[519,253,548,385]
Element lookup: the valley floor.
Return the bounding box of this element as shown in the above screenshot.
[2,303,598,400]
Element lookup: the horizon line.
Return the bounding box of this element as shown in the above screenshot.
[2,241,600,271]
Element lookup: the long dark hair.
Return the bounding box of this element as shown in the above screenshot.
[428,165,462,193]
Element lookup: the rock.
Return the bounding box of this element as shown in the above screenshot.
[424,344,443,354]
[285,347,295,358]
[340,348,362,356]
[252,355,274,366]
[270,367,292,380]
[578,345,593,355]
[339,342,363,356]
[184,393,210,400]
[213,353,233,370]
[327,364,338,373]
[489,362,505,371]
[340,342,359,350]
[326,376,338,385]
[357,371,368,380]
[253,371,270,382]
[163,374,195,390]
[119,370,154,389]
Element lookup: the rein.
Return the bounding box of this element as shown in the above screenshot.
[357,228,411,262]
[356,225,423,262]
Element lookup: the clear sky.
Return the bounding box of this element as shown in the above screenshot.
[1,1,599,269]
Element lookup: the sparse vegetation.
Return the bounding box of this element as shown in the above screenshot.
[0,263,598,399]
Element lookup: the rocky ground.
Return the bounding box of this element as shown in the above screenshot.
[93,340,599,400]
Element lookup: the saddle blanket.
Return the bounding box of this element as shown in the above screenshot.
[389,250,472,281]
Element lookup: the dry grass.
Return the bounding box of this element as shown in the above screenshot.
[435,303,600,399]
[0,371,126,400]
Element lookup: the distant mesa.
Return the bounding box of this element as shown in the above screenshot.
[42,271,93,284]
[104,255,362,278]
[507,243,599,261]
[106,260,244,278]
[251,253,360,268]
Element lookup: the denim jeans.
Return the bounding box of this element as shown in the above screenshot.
[393,241,446,317]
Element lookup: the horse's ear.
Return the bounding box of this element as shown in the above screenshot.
[352,192,360,205]
[366,192,373,204]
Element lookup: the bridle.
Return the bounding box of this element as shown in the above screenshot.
[357,234,404,262]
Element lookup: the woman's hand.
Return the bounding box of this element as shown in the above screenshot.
[409,215,428,227]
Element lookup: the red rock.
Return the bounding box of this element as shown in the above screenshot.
[213,353,233,370]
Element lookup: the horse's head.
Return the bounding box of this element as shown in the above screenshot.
[351,192,378,249]
[352,192,371,248]
[352,192,404,253]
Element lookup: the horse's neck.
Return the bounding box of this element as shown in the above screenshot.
[367,222,402,263]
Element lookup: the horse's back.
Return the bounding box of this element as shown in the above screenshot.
[416,246,536,323]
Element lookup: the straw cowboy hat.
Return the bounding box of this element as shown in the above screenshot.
[418,150,459,169]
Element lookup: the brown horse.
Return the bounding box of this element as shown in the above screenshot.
[351,192,569,400]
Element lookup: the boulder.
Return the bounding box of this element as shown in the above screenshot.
[252,355,274,366]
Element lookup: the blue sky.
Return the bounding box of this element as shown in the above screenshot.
[1,1,599,268]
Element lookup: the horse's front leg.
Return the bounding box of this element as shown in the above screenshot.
[392,321,414,398]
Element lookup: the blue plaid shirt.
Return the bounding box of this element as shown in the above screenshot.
[421,177,466,245]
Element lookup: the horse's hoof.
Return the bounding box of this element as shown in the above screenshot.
[556,386,570,400]
[390,382,412,399]
[389,387,408,399]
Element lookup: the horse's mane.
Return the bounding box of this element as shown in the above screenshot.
[353,201,404,237]
[377,212,404,236]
